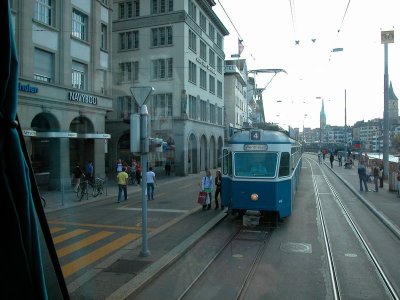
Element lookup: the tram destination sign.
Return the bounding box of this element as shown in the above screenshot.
[244,144,268,151]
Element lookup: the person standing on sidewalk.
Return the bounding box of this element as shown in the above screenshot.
[201,169,213,210]
[116,167,129,203]
[72,162,84,192]
[373,162,380,192]
[85,160,94,184]
[214,170,222,210]
[329,152,334,168]
[379,163,384,188]
[357,160,369,192]
[146,167,157,200]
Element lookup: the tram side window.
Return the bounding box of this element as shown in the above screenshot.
[279,152,290,177]
[222,149,232,175]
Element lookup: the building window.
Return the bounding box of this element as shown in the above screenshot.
[217,32,223,48]
[100,70,106,95]
[200,68,207,90]
[208,24,215,41]
[34,0,52,26]
[151,0,173,14]
[72,9,88,41]
[210,103,216,124]
[119,1,140,19]
[152,93,173,117]
[151,58,173,79]
[188,30,196,52]
[209,75,215,94]
[217,57,222,74]
[119,31,139,50]
[117,96,136,118]
[209,49,215,68]
[200,40,207,61]
[188,60,197,84]
[217,107,223,125]
[217,80,222,98]
[200,99,207,122]
[188,0,196,21]
[119,61,139,82]
[151,26,173,47]
[101,24,107,50]
[189,95,197,119]
[199,12,206,31]
[34,48,54,83]
[72,61,87,90]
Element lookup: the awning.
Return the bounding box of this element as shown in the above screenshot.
[24,131,111,139]
[77,133,111,139]
[36,131,77,138]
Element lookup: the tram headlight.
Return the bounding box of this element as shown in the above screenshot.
[250,193,258,201]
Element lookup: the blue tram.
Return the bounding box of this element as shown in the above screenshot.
[221,128,302,219]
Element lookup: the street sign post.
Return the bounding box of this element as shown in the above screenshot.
[130,86,154,257]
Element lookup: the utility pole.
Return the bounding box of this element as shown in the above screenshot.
[344,89,347,155]
[381,30,394,178]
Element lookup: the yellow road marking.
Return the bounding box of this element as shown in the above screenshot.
[50,227,65,234]
[48,220,150,231]
[178,184,192,190]
[62,233,139,278]
[53,229,89,244]
[57,231,114,258]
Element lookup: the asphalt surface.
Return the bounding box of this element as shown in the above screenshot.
[38,158,400,299]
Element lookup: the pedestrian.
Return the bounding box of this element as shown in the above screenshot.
[373,162,380,192]
[379,163,384,188]
[165,160,171,176]
[397,168,400,198]
[357,160,369,192]
[201,169,213,210]
[136,162,142,185]
[116,159,123,173]
[214,170,222,210]
[146,167,156,200]
[85,160,94,183]
[72,162,84,192]
[329,153,334,168]
[338,154,342,166]
[116,166,129,203]
[317,151,322,164]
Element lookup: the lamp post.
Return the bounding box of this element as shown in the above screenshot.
[381,30,394,178]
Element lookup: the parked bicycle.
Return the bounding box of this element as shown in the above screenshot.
[92,177,104,197]
[76,178,90,201]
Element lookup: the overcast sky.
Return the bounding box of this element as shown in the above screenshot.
[213,0,400,129]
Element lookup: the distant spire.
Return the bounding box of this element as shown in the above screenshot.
[389,81,398,101]
[320,99,326,128]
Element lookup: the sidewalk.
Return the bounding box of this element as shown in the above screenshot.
[39,172,185,213]
[324,158,400,237]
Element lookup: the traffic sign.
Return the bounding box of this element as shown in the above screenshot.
[130,87,154,106]
[381,30,394,44]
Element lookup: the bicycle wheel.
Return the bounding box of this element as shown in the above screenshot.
[92,184,99,197]
[76,185,81,199]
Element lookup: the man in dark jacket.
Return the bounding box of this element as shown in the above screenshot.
[357,161,369,192]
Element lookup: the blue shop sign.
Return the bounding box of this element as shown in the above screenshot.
[18,82,39,93]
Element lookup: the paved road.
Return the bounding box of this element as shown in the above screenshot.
[39,159,400,299]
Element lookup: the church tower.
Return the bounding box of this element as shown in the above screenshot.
[320,99,326,142]
[388,81,398,127]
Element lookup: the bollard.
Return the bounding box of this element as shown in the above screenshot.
[105,177,108,196]
[61,183,64,206]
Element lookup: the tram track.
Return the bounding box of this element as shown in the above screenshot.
[307,156,400,300]
[176,218,277,300]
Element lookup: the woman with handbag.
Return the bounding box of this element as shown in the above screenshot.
[201,169,213,210]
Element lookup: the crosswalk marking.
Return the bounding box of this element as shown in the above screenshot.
[48,220,144,231]
[50,227,65,234]
[53,229,89,244]
[56,231,114,258]
[61,233,139,278]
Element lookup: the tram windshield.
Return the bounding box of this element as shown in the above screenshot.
[234,152,277,177]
